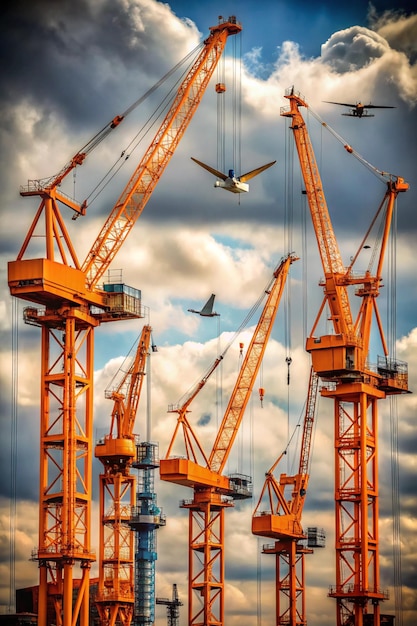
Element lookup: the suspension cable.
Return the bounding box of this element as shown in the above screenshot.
[387,200,403,623]
[307,104,400,183]
[216,48,226,173]
[36,42,204,192]
[86,45,204,206]
[9,298,18,613]
[283,119,294,470]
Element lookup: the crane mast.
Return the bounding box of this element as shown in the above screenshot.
[252,367,321,625]
[94,325,152,626]
[281,88,409,626]
[160,254,297,626]
[7,16,241,626]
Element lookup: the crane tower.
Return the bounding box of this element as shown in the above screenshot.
[129,441,166,626]
[94,325,154,625]
[281,88,409,626]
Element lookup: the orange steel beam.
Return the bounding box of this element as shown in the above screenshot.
[36,315,95,626]
[325,385,386,626]
[184,494,232,626]
[95,473,136,626]
[262,541,310,626]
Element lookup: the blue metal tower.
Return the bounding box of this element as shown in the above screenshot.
[129,441,166,626]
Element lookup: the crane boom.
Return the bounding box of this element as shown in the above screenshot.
[298,367,319,476]
[209,254,296,474]
[82,16,242,289]
[281,89,354,339]
[106,325,153,439]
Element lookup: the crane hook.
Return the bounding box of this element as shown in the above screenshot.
[259,387,265,408]
[285,356,292,385]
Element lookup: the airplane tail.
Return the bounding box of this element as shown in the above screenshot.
[200,294,217,316]
[188,294,219,317]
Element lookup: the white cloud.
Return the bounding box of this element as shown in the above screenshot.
[1,1,416,623]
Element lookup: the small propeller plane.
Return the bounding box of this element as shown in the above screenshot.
[188,294,219,317]
[191,157,276,193]
[323,100,395,118]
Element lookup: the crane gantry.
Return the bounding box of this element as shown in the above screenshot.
[281,88,409,626]
[160,253,297,626]
[252,366,321,625]
[7,15,241,626]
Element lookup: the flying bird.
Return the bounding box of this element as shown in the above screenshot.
[188,294,219,317]
[323,100,395,118]
[191,157,276,193]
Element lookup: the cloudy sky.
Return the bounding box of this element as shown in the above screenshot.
[0,0,416,624]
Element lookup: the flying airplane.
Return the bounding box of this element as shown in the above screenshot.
[323,100,395,118]
[188,294,219,317]
[191,157,276,193]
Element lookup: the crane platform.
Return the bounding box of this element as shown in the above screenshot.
[160,458,232,492]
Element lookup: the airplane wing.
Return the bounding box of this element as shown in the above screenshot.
[191,157,227,181]
[364,104,395,109]
[342,113,373,117]
[240,160,276,183]
[342,113,374,118]
[323,101,357,107]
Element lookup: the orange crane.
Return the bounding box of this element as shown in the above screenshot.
[94,324,152,626]
[160,253,297,626]
[252,366,322,625]
[7,16,241,626]
[281,88,409,626]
